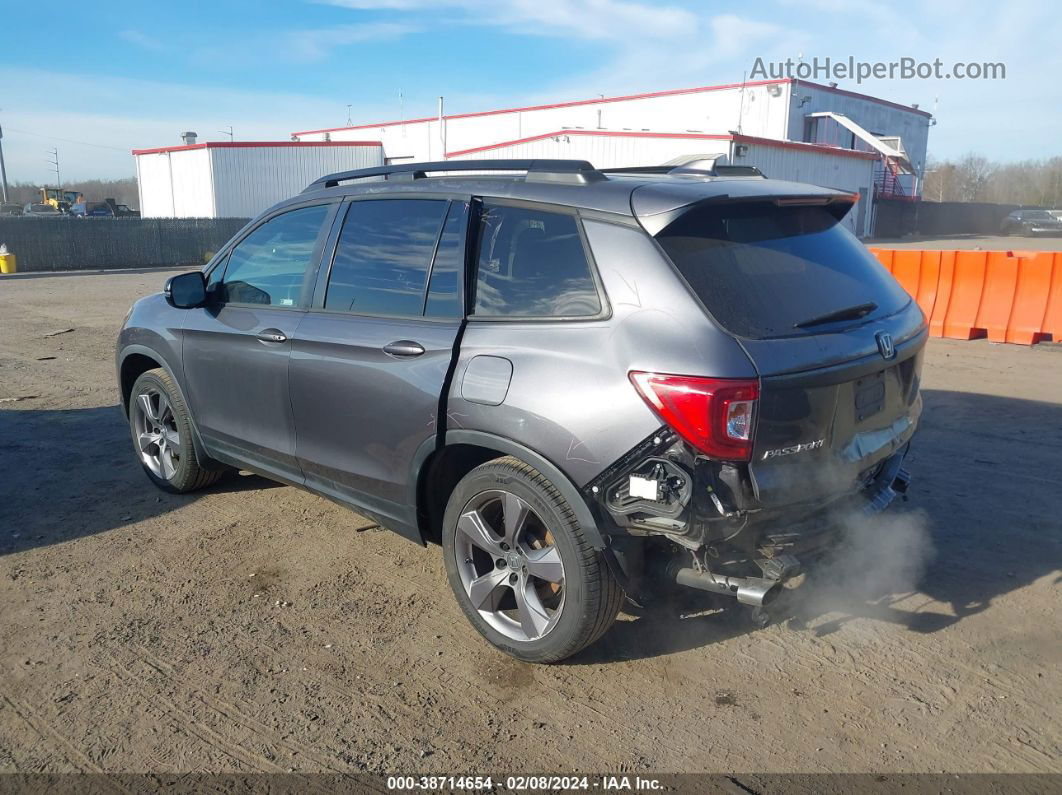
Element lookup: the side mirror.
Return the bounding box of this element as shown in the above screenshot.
[165,271,207,309]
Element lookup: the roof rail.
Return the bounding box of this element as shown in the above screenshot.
[602,161,766,179]
[304,159,606,191]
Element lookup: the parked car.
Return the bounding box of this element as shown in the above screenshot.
[1001,208,1062,235]
[78,201,120,218]
[22,202,64,218]
[71,199,141,218]
[116,159,925,663]
[0,202,23,217]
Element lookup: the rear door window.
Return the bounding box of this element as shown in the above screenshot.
[325,199,448,316]
[656,202,911,338]
[471,203,601,318]
[221,204,331,307]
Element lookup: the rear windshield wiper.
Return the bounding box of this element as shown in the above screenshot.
[794,301,878,329]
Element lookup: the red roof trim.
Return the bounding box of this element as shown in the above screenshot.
[131,140,382,155]
[292,77,932,138]
[445,129,879,161]
[792,79,933,118]
[291,79,793,137]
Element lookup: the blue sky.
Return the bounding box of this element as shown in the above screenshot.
[1,0,1059,181]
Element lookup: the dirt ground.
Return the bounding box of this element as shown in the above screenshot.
[0,266,1059,776]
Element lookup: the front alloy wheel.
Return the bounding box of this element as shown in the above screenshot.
[131,388,181,479]
[126,368,223,493]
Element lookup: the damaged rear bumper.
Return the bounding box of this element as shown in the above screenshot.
[586,432,913,601]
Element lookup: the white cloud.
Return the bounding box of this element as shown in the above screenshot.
[313,0,804,102]
[0,68,400,182]
[118,29,171,53]
[286,21,420,60]
[774,0,894,25]
[319,0,697,42]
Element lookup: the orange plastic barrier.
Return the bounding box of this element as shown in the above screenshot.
[867,248,1062,345]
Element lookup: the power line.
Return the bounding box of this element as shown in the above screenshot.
[4,127,130,152]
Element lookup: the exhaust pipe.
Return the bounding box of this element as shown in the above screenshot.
[672,566,782,607]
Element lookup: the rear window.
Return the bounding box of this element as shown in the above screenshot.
[656,202,910,338]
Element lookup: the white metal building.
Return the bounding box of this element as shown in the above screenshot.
[290,78,931,236]
[132,140,384,218]
[130,78,930,232]
[445,130,878,235]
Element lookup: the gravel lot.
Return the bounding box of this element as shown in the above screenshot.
[0,266,1059,775]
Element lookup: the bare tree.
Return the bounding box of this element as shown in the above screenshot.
[954,154,995,202]
[922,153,1062,207]
[7,177,139,208]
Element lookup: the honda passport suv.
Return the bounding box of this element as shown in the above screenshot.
[116,158,924,663]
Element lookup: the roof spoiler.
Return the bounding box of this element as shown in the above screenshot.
[304,159,607,191]
[635,190,858,236]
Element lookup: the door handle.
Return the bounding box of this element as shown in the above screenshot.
[382,340,426,358]
[256,328,288,344]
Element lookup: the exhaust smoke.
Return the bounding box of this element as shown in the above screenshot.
[785,506,936,627]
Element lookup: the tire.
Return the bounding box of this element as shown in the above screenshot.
[127,368,223,494]
[441,456,624,663]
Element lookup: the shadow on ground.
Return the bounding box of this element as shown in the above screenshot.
[570,388,1062,664]
[3,388,1060,664]
[0,405,278,556]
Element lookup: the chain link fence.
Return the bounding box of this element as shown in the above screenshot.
[0,217,251,272]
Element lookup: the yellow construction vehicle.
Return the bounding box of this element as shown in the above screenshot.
[39,187,81,212]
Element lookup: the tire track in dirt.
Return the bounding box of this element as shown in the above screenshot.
[0,681,111,779]
[127,643,368,779]
[93,651,285,774]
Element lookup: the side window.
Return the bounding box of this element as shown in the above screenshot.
[471,203,601,318]
[424,202,467,318]
[221,205,330,307]
[326,199,447,316]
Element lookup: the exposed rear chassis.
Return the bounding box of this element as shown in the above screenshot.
[585,432,913,607]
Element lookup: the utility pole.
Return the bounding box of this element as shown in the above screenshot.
[218,126,234,142]
[346,104,353,127]
[0,111,9,203]
[48,148,60,190]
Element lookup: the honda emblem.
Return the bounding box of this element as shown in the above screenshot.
[876,331,895,360]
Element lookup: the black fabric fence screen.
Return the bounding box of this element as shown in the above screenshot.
[0,217,250,272]
[872,199,1028,238]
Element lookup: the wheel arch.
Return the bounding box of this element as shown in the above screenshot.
[117,345,222,471]
[412,430,606,550]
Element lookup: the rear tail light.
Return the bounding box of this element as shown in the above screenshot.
[629,372,759,461]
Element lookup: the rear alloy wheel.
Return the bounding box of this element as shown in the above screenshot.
[442,456,624,663]
[127,368,222,493]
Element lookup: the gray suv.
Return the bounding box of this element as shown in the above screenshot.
[116,159,924,662]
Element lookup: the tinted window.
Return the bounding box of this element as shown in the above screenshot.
[326,199,447,316]
[222,204,330,306]
[472,204,600,318]
[424,202,466,318]
[656,202,911,339]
